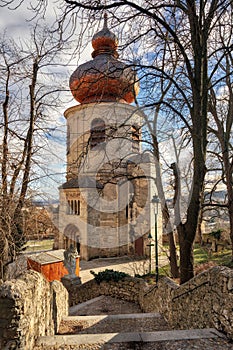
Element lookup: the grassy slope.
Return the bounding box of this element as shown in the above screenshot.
[159,244,232,279]
[24,239,54,252]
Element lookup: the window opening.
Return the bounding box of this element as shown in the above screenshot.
[126,205,129,219]
[67,199,81,215]
[74,200,77,214]
[90,118,106,149]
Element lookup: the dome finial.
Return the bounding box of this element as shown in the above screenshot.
[103,12,108,29]
[91,12,119,59]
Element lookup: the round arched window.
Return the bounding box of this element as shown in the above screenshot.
[90,118,106,149]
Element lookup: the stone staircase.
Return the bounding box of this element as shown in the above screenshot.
[35,297,225,350]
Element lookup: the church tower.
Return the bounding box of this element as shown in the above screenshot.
[58,15,160,260]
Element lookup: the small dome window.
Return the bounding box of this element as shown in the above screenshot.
[90,118,106,149]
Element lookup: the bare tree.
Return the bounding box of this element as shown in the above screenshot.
[56,1,232,284]
[206,11,233,256]
[3,0,232,283]
[0,22,72,279]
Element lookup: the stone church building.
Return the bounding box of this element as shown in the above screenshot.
[56,14,161,260]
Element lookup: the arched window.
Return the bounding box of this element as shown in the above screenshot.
[74,200,77,214]
[77,200,80,215]
[90,118,106,149]
[64,224,80,253]
[67,199,80,215]
[74,200,81,215]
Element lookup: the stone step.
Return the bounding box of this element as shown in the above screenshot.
[64,312,163,321]
[36,328,222,349]
[58,312,169,334]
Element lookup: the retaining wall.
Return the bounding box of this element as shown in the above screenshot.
[73,266,233,339]
[0,270,68,350]
[1,265,232,349]
[141,266,233,338]
[69,275,145,306]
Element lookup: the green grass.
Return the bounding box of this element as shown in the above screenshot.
[193,244,211,264]
[208,249,233,267]
[23,239,54,252]
[193,244,232,267]
[158,264,171,276]
[158,243,233,279]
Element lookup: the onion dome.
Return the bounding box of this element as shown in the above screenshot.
[70,13,139,104]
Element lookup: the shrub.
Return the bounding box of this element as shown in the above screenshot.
[90,269,129,284]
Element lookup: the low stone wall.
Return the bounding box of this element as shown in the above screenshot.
[0,270,68,350]
[1,265,232,349]
[69,276,145,306]
[140,266,233,338]
[72,266,233,339]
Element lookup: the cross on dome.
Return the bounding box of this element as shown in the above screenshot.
[103,12,108,28]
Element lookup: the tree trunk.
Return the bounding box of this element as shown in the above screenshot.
[196,207,203,245]
[176,130,207,284]
[178,223,194,283]
[224,161,233,260]
[13,62,38,237]
[161,200,180,278]
[168,229,179,278]
[230,204,233,262]
[153,135,179,278]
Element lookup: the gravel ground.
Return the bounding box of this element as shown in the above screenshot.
[58,316,169,334]
[59,296,168,334]
[69,296,142,316]
[101,338,233,349]
[34,338,233,350]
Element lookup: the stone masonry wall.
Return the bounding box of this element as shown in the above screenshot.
[69,276,145,306]
[1,265,232,349]
[0,270,68,350]
[73,266,233,339]
[140,266,233,338]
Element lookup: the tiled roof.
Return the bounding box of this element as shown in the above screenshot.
[60,176,104,189]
